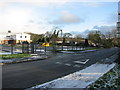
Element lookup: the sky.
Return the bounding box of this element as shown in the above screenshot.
[0,0,119,36]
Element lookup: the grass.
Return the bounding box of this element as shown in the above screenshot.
[88,64,120,89]
[0,54,32,59]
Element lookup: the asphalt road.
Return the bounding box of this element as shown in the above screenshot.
[2,48,120,89]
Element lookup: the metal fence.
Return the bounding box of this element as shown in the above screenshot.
[1,43,92,55]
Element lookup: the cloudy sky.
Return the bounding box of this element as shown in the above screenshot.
[0,0,119,35]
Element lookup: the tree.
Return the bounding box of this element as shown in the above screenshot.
[62,33,72,50]
[50,27,63,51]
[74,34,82,39]
[63,33,72,43]
[26,32,43,43]
[88,31,101,46]
[84,39,89,47]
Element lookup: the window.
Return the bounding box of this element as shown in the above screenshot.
[25,36,27,38]
[20,36,22,38]
[6,36,10,37]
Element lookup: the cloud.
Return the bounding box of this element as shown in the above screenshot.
[80,25,116,38]
[0,2,7,7]
[0,6,35,33]
[0,0,70,7]
[1,0,117,8]
[92,25,116,35]
[81,2,103,7]
[28,20,35,23]
[107,13,118,24]
[49,11,84,25]
[1,0,119,3]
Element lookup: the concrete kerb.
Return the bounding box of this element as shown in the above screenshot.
[98,52,119,64]
[26,53,119,89]
[27,63,116,89]
[60,49,97,54]
[0,54,50,65]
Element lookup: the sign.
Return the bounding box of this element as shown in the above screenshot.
[42,43,50,47]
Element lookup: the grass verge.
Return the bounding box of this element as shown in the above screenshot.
[87,64,120,89]
[0,54,32,59]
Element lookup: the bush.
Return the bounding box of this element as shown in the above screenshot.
[115,52,120,64]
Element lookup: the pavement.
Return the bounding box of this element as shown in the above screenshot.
[2,47,120,89]
[29,63,116,89]
[0,49,97,65]
[27,51,119,89]
[0,54,49,65]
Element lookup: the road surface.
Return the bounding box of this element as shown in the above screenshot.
[2,48,119,89]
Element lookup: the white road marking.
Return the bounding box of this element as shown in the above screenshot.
[74,59,89,64]
[73,65,81,68]
[74,54,82,55]
[58,56,62,58]
[55,62,62,64]
[65,63,71,66]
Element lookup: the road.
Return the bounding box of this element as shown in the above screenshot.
[2,48,119,89]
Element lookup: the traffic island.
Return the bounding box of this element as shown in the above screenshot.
[27,63,116,89]
[27,52,118,89]
[0,54,49,65]
[87,63,120,89]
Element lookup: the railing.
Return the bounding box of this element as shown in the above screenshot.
[1,43,93,55]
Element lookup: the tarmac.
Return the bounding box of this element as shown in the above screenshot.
[28,63,116,89]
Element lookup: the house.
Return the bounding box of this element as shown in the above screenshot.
[55,38,90,46]
[12,33,32,44]
[0,31,15,44]
[0,31,32,44]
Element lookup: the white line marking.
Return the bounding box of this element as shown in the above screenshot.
[65,63,71,66]
[75,54,82,55]
[74,59,89,64]
[55,62,62,64]
[73,65,81,68]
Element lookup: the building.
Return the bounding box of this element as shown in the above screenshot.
[0,31,15,44]
[117,1,120,38]
[0,31,32,44]
[12,33,32,44]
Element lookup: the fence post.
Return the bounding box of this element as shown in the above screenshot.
[27,43,29,54]
[11,44,13,54]
[34,44,36,52]
[44,45,46,55]
[22,43,24,53]
[31,43,34,53]
[61,43,63,50]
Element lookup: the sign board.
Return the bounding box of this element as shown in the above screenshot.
[42,43,50,47]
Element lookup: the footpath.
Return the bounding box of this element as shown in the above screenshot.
[0,54,49,65]
[0,50,97,65]
[27,54,119,89]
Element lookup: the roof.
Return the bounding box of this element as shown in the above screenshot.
[3,37,14,40]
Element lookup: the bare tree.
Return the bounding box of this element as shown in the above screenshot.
[74,34,82,39]
[63,33,72,50]
[51,27,63,51]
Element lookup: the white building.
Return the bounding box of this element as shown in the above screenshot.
[117,1,120,38]
[0,31,32,44]
[12,33,31,44]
